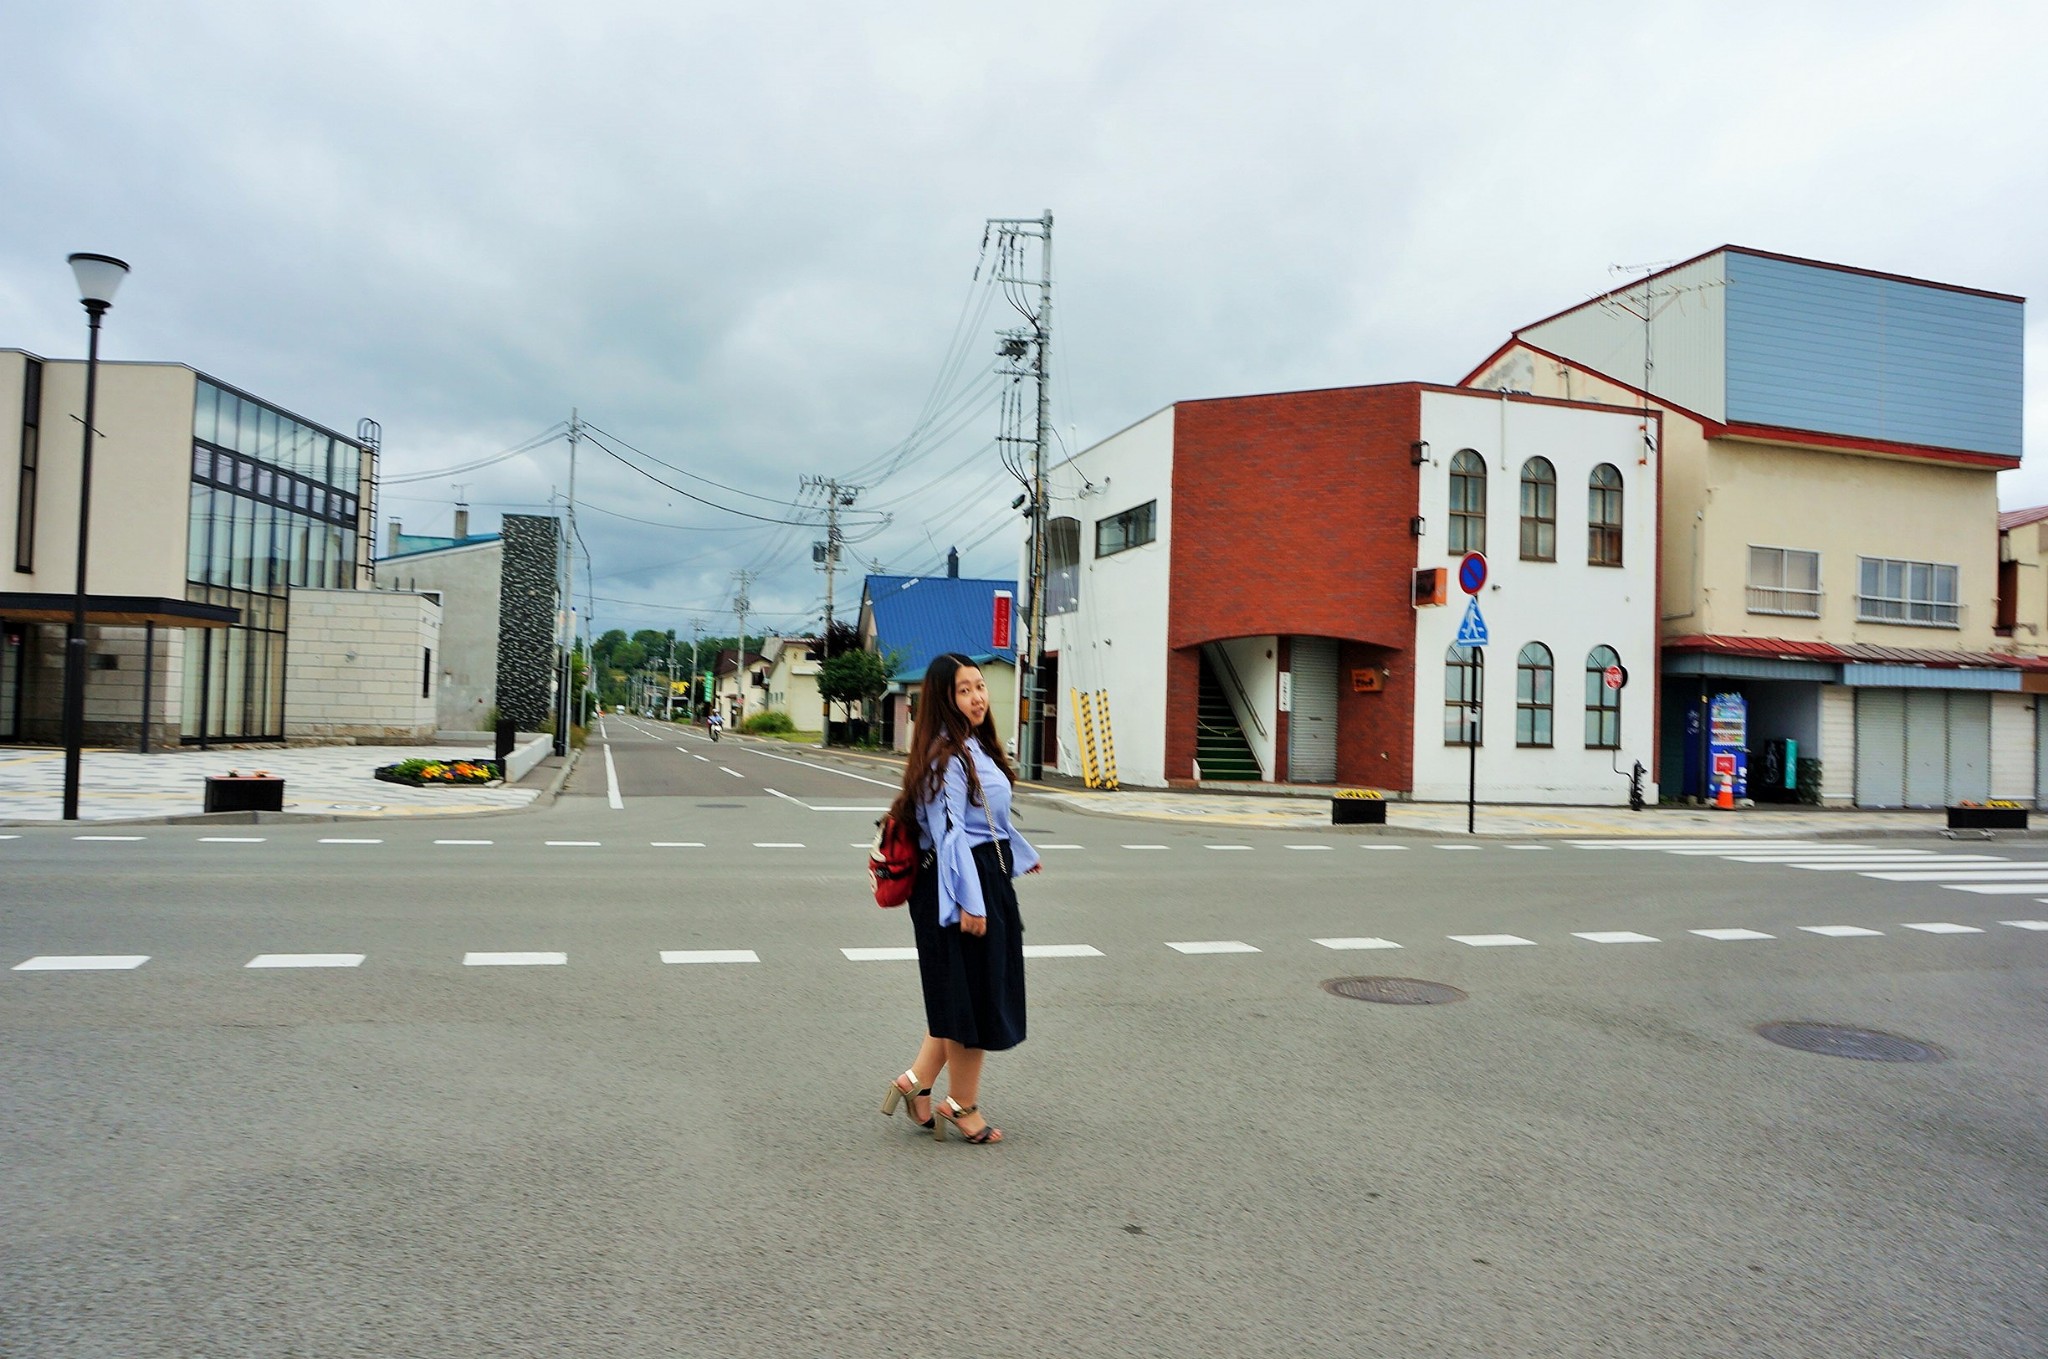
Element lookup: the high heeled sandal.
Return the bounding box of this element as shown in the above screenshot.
[933,1096,1002,1144]
[880,1070,934,1129]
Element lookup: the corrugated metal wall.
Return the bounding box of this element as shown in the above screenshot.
[1723,252,2023,456]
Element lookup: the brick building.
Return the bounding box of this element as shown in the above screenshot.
[1040,382,1659,804]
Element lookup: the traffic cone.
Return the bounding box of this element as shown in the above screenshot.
[1716,775,1734,810]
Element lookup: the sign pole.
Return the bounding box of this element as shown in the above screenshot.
[1467,702,1478,835]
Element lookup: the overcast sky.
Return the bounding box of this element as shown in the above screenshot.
[5,2,2044,640]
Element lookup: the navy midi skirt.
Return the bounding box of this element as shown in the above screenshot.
[909,839,1026,1051]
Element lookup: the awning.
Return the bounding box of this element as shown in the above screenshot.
[0,593,241,628]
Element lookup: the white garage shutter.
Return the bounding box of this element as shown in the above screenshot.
[1854,689,1905,808]
[1944,693,1991,804]
[1902,690,1948,808]
[1288,638,1339,784]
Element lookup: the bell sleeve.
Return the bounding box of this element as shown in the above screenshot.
[921,755,986,927]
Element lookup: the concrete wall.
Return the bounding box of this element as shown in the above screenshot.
[1409,390,1660,805]
[377,539,504,732]
[285,588,440,743]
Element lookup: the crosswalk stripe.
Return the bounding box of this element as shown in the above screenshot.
[1315,937,1402,950]
[1799,926,1883,937]
[1023,944,1104,958]
[247,953,364,968]
[1574,931,1659,944]
[1450,934,1536,947]
[1167,940,1259,954]
[842,947,918,962]
[1901,923,1983,934]
[1943,882,2048,895]
[1691,928,1774,941]
[2002,920,2048,930]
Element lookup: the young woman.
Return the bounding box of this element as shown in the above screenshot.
[879,653,1040,1144]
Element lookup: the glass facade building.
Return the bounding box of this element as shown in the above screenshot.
[184,378,369,742]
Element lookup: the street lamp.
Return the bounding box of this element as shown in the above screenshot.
[60,253,130,821]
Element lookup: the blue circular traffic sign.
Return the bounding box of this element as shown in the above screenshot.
[1458,552,1488,595]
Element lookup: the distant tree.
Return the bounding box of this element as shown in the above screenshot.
[823,618,860,660]
[819,649,891,740]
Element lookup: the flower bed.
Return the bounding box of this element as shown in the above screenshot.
[374,757,502,787]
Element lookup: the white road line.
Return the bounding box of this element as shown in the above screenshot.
[843,946,918,962]
[319,838,383,845]
[651,841,706,848]
[764,787,807,807]
[1861,867,2046,881]
[435,839,494,846]
[1901,923,1984,934]
[660,950,759,964]
[1167,940,1260,954]
[1574,931,1660,944]
[1122,844,1168,850]
[692,754,711,763]
[13,954,149,970]
[74,835,144,842]
[247,953,364,968]
[604,743,625,809]
[1449,934,1536,947]
[1023,944,1105,958]
[1204,844,1253,851]
[1434,845,1483,851]
[463,951,567,966]
[1941,882,2048,895]
[1359,845,1409,851]
[0,834,17,839]
[1775,858,2009,872]
[1038,843,1084,850]
[1285,845,1333,852]
[1799,925,1884,937]
[753,842,806,849]
[1315,937,1402,950]
[545,841,602,847]
[200,836,267,843]
[1691,928,1774,941]
[720,767,744,779]
[749,747,900,788]
[1505,845,1554,851]
[808,805,892,812]
[2003,920,2048,930]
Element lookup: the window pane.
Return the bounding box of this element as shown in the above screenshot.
[193,383,218,444]
[1790,551,1819,591]
[187,485,210,582]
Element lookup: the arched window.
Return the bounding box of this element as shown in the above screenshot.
[1518,457,1555,561]
[1588,464,1623,566]
[1585,645,1621,749]
[1516,642,1553,747]
[1448,450,1486,555]
[1444,643,1483,746]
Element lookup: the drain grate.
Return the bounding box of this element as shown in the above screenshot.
[1322,977,1468,1006]
[1755,1022,1946,1063]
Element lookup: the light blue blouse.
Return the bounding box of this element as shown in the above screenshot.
[913,741,1040,926]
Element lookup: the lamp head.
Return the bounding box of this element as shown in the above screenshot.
[68,253,131,310]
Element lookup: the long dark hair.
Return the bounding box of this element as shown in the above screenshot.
[888,652,1015,825]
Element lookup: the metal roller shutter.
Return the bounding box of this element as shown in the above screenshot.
[1903,690,1948,808]
[1854,689,1906,808]
[1288,638,1338,784]
[1944,693,1991,804]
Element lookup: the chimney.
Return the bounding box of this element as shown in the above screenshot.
[453,506,470,539]
[386,520,402,554]
[947,546,959,578]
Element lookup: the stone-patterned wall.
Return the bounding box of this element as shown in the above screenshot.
[495,515,560,731]
[284,589,441,743]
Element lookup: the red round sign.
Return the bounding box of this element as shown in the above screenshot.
[1603,664,1627,691]
[1457,552,1487,595]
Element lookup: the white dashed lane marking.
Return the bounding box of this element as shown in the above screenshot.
[660,950,759,964]
[1316,937,1402,950]
[1800,925,1884,937]
[319,838,383,845]
[463,952,567,966]
[2004,919,2048,930]
[652,842,706,848]
[247,953,364,968]
[1166,940,1260,954]
[1122,844,1168,851]
[1574,931,1660,944]
[545,841,602,847]
[753,842,806,849]
[200,836,266,843]
[1902,922,1984,934]
[74,835,144,842]
[1691,928,1775,941]
[842,947,918,962]
[13,955,150,970]
[1450,934,1537,947]
[1023,944,1104,958]
[435,839,494,846]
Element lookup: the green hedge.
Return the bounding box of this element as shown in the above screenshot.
[742,711,796,734]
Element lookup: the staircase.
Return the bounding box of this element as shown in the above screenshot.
[1196,652,1262,781]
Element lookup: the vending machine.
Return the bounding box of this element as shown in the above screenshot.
[1707,692,1748,801]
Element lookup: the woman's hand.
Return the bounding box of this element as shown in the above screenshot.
[959,912,988,937]
[1025,863,1042,874]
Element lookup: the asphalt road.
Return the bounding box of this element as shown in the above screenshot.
[4,715,2046,1357]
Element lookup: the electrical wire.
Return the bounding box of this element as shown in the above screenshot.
[383,424,567,484]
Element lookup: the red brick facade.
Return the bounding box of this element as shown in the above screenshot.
[1165,384,1424,788]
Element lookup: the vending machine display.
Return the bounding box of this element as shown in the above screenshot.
[1708,692,1748,800]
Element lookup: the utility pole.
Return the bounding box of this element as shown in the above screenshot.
[987,210,1052,778]
[689,618,703,720]
[802,476,858,744]
[731,570,752,730]
[555,409,581,756]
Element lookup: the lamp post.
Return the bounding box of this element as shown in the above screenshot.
[60,253,130,822]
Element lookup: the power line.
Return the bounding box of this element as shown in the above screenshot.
[383,423,568,484]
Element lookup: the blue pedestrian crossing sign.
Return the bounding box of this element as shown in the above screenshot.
[1455,597,1489,647]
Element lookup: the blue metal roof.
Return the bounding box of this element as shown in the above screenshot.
[862,574,1018,683]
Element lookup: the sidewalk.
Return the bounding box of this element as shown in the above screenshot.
[1032,786,2026,839]
[0,743,567,825]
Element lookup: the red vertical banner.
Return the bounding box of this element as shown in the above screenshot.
[992,590,1013,651]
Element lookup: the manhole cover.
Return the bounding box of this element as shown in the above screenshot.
[1755,1022,1946,1062]
[696,802,743,809]
[1322,977,1468,1006]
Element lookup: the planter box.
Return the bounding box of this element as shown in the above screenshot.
[1946,805,2028,830]
[204,776,284,813]
[1332,793,1387,826]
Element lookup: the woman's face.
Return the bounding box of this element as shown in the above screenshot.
[952,666,988,729]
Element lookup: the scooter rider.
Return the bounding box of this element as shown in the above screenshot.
[708,710,723,742]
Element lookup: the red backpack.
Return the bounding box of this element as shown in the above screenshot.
[868,814,921,908]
